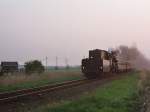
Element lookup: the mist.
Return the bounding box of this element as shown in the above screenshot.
[1,0,150,66]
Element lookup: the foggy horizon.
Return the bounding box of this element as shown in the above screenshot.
[1,0,150,66]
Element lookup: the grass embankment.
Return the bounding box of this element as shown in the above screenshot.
[36,72,140,112]
[0,70,83,93]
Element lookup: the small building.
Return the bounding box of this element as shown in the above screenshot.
[1,62,19,73]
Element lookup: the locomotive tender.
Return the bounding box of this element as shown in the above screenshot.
[81,49,131,78]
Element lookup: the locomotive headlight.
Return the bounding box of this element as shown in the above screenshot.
[99,66,102,69]
[82,66,85,69]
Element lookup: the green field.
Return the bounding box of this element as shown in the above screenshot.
[35,72,140,112]
[0,69,83,93]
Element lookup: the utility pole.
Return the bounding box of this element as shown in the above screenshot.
[65,58,69,69]
[55,56,58,70]
[45,56,48,71]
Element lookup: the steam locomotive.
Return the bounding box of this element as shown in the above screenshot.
[81,49,132,79]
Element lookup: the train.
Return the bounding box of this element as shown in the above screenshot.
[81,49,132,79]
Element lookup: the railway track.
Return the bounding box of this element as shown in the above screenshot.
[0,78,98,103]
[0,72,128,103]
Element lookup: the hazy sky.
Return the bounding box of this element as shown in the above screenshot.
[0,0,150,66]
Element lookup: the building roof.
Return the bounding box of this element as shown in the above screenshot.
[1,62,18,66]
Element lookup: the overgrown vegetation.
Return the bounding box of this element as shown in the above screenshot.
[0,70,83,92]
[137,71,150,112]
[35,72,140,112]
[138,71,150,93]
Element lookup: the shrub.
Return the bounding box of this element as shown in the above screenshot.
[24,60,45,74]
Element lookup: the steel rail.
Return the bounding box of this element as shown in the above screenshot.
[0,78,97,103]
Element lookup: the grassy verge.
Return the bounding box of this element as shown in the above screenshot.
[36,72,140,112]
[0,70,83,93]
[137,71,150,112]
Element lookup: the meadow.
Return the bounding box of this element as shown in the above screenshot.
[0,68,84,93]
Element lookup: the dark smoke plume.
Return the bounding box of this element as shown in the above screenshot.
[115,45,150,70]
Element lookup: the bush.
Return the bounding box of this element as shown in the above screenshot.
[24,60,45,74]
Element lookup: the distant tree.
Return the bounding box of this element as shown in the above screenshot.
[24,60,44,74]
